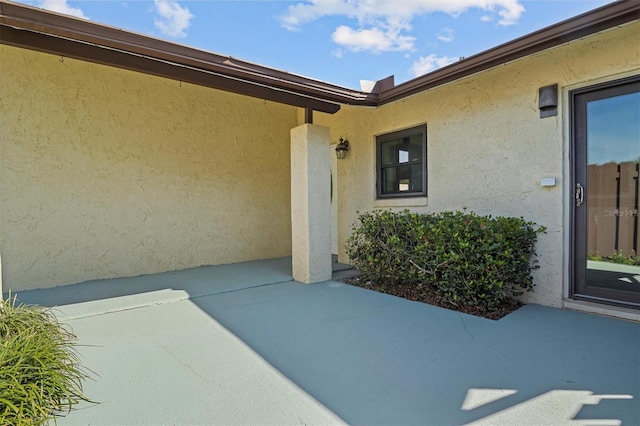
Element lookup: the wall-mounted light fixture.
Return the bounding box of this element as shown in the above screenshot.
[335,138,349,160]
[539,84,558,118]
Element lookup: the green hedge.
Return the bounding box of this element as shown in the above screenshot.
[346,210,546,311]
[0,296,91,424]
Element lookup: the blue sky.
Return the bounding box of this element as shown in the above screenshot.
[17,0,614,89]
[588,92,640,165]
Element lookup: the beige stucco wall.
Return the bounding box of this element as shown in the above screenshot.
[0,45,297,291]
[317,22,640,307]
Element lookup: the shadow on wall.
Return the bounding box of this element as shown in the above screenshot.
[5,258,294,313]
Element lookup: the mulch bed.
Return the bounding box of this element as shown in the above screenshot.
[341,276,522,320]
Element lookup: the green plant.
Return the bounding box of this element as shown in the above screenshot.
[588,251,640,266]
[346,209,546,312]
[0,295,91,424]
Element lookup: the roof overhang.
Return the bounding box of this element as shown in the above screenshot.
[1,0,638,111]
[0,0,377,114]
[380,0,640,105]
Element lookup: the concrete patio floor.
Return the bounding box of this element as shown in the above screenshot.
[9,257,640,425]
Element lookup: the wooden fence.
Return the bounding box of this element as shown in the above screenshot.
[587,161,639,257]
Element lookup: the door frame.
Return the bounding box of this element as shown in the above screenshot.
[569,74,640,308]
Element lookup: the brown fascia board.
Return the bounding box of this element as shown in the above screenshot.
[0,0,376,113]
[379,0,640,105]
[1,0,638,111]
[0,25,344,114]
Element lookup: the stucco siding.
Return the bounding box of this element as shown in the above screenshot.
[318,23,640,307]
[0,45,296,291]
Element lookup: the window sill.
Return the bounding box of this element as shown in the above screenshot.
[373,197,428,208]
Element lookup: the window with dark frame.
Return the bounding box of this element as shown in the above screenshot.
[376,125,427,199]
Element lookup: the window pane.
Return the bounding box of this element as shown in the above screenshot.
[411,163,423,192]
[382,167,397,192]
[381,140,401,165]
[407,134,423,162]
[381,134,423,166]
[382,163,423,193]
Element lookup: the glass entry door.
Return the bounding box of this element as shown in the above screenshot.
[571,76,640,308]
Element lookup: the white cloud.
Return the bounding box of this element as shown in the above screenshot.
[38,0,87,19]
[153,0,194,38]
[281,0,524,52]
[280,0,359,31]
[332,24,416,53]
[437,27,454,43]
[496,2,525,25]
[410,54,457,77]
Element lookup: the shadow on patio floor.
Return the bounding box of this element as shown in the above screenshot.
[7,258,640,425]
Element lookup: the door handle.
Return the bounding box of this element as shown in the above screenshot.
[575,183,584,207]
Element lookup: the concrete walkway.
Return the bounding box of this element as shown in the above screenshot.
[9,258,640,425]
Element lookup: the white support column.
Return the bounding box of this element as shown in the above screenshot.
[290,124,332,283]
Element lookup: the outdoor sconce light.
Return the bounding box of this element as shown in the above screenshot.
[335,138,349,160]
[539,84,558,118]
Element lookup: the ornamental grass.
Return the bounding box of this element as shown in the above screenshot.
[0,295,91,425]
